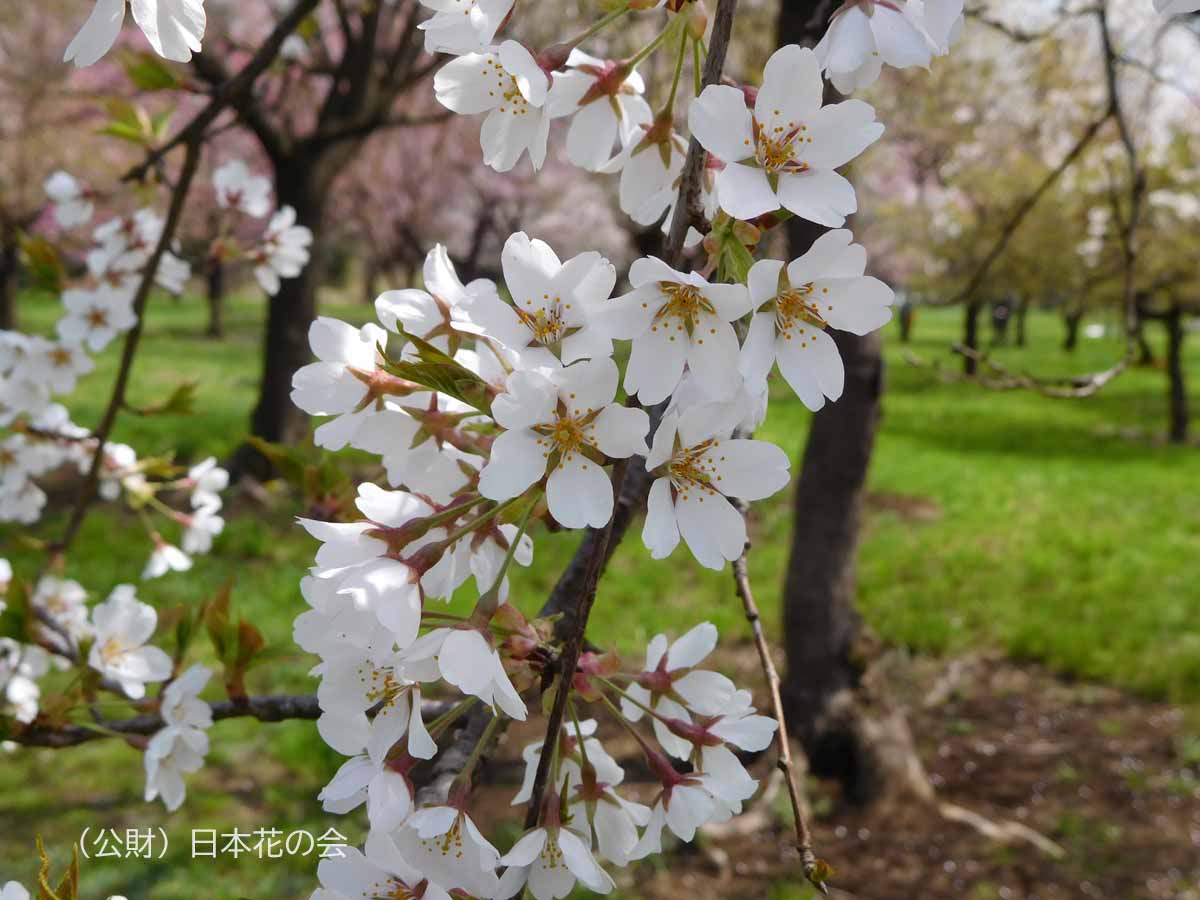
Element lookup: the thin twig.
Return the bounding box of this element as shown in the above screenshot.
[664,0,741,261]
[731,502,827,894]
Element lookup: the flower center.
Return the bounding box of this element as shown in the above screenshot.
[86,308,110,328]
[653,282,718,345]
[774,284,832,345]
[498,73,531,116]
[539,835,566,871]
[514,295,571,346]
[668,440,724,501]
[48,348,73,368]
[420,819,466,860]
[360,663,404,706]
[752,116,811,174]
[367,879,419,900]
[100,637,127,664]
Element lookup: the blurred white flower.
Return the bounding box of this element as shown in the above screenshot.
[64,0,206,68]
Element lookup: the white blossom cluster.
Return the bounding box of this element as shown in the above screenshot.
[211,159,316,296]
[0,558,214,809]
[281,2,942,896]
[1,157,307,566]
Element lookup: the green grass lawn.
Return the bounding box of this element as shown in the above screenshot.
[1,287,1197,898]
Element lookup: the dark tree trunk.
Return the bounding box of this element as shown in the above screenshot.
[776,0,934,810]
[1133,303,1155,366]
[963,301,983,374]
[781,324,880,754]
[364,257,380,306]
[233,150,346,477]
[1063,310,1083,351]
[205,256,226,339]
[1165,305,1189,445]
[0,223,19,331]
[898,302,914,343]
[1015,298,1029,347]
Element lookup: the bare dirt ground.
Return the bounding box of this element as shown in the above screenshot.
[476,654,1200,899]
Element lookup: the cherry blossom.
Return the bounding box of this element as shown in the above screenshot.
[434,42,553,172]
[254,206,313,295]
[312,840,451,900]
[144,721,208,811]
[1,640,49,724]
[643,403,790,569]
[496,824,615,899]
[741,229,894,411]
[181,506,224,554]
[65,0,207,68]
[417,0,515,55]
[401,626,527,720]
[599,257,751,404]
[466,232,616,366]
[689,44,884,225]
[601,124,688,227]
[56,286,137,352]
[547,51,653,172]
[621,622,738,758]
[478,357,650,528]
[142,539,193,579]
[44,171,94,228]
[389,806,502,897]
[213,159,273,218]
[88,585,173,698]
[33,576,91,640]
[815,0,964,93]
[159,664,212,730]
[186,456,229,510]
[291,318,389,451]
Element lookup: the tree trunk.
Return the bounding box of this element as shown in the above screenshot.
[777,0,932,810]
[205,256,226,339]
[364,257,380,306]
[1063,310,1082,352]
[1133,304,1155,366]
[233,151,343,477]
[0,223,19,331]
[963,301,983,374]
[1165,305,1189,445]
[1015,298,1029,347]
[898,301,914,344]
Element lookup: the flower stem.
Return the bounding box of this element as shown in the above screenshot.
[566,6,628,49]
[663,26,690,115]
[440,495,523,546]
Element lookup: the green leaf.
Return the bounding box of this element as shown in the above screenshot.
[99,98,155,146]
[125,381,198,417]
[381,333,493,413]
[120,51,181,92]
[19,235,65,294]
[203,580,236,664]
[0,577,30,642]
[246,436,309,486]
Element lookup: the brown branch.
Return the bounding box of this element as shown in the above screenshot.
[10,695,452,749]
[664,0,740,261]
[521,458,630,829]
